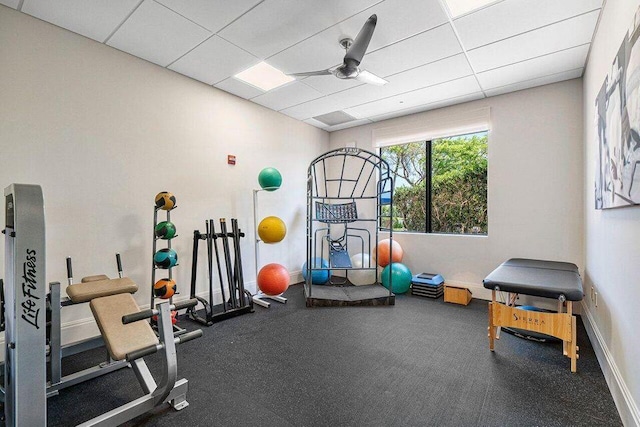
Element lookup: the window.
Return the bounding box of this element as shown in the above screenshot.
[380,131,488,235]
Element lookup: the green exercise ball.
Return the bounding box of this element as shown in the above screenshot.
[258,167,282,191]
[380,262,412,294]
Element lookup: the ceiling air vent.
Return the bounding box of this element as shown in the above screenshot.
[313,111,357,126]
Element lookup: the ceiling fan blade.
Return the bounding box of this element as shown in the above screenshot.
[356,70,388,86]
[288,69,333,77]
[344,14,377,66]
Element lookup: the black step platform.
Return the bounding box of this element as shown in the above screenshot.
[411,282,444,299]
[305,283,395,307]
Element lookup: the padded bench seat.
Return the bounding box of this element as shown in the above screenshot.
[66,277,138,303]
[90,293,158,361]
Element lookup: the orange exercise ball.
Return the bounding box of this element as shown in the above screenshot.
[257,263,290,296]
[376,239,404,267]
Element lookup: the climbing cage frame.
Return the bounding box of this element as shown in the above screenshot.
[305,147,395,307]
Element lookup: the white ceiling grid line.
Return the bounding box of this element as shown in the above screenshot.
[5,0,604,131]
[467,10,600,72]
[106,0,211,67]
[0,0,20,9]
[21,0,143,43]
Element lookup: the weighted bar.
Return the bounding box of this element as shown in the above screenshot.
[210,220,228,308]
[208,220,225,313]
[66,257,73,285]
[116,253,123,278]
[219,218,238,308]
[231,219,247,307]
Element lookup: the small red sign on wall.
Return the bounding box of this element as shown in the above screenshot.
[228,155,236,165]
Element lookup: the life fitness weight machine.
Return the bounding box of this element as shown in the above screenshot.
[2,184,202,425]
[3,184,46,425]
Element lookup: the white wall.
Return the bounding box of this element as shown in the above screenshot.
[0,7,328,340]
[583,0,640,425]
[329,80,584,305]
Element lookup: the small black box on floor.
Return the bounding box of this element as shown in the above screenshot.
[411,285,444,299]
[411,272,444,299]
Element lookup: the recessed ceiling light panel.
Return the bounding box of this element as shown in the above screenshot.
[444,0,499,18]
[234,62,294,92]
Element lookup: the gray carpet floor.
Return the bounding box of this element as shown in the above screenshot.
[47,284,622,426]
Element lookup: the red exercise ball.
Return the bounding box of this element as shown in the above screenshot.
[376,239,404,267]
[258,263,290,296]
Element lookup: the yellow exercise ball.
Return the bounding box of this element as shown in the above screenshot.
[258,216,287,243]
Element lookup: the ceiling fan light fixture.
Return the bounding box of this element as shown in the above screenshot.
[443,0,499,18]
[335,67,359,79]
[234,61,294,92]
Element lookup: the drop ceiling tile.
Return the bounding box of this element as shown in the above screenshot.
[214,77,264,99]
[21,0,141,42]
[324,53,473,110]
[484,68,583,97]
[107,0,211,67]
[218,0,380,59]
[368,92,484,122]
[477,44,589,90]
[252,81,323,111]
[322,82,396,110]
[280,96,345,121]
[467,10,599,72]
[169,35,259,85]
[363,0,448,51]
[303,118,330,130]
[301,76,365,96]
[363,24,462,78]
[454,0,603,50]
[155,0,261,33]
[344,75,481,118]
[326,118,373,132]
[385,53,473,92]
[0,0,20,8]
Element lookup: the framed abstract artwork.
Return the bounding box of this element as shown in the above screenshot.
[595,6,640,209]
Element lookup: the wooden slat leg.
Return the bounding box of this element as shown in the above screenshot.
[566,301,578,372]
[488,301,495,350]
[571,314,578,372]
[559,299,568,356]
[488,290,496,351]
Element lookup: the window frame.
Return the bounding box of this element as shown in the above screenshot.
[380,130,488,236]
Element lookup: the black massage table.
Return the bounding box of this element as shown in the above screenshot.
[483,258,584,372]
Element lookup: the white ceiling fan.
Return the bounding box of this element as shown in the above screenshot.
[288,14,388,86]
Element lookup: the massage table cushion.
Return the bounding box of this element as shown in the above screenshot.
[483,258,583,301]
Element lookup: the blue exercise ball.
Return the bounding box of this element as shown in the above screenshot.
[302,258,330,284]
[380,262,412,294]
[154,248,178,269]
